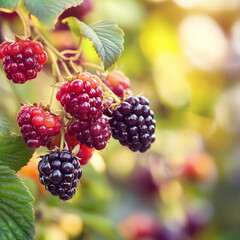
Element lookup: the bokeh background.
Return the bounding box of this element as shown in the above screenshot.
[1,0,240,239]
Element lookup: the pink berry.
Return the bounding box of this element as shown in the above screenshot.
[17,105,62,148]
[56,72,104,122]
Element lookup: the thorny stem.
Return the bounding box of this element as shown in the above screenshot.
[16,7,31,37]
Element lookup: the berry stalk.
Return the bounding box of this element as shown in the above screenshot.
[16,7,31,37]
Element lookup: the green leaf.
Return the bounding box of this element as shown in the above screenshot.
[0,115,9,136]
[0,165,34,240]
[63,17,124,70]
[0,0,19,9]
[23,0,83,28]
[0,135,34,172]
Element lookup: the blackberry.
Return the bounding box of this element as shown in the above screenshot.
[109,96,156,153]
[17,105,61,148]
[47,132,94,165]
[38,150,82,200]
[102,70,131,99]
[0,38,47,84]
[56,72,103,122]
[67,116,111,150]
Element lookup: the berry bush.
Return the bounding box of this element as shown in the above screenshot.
[1,1,231,240]
[0,1,157,239]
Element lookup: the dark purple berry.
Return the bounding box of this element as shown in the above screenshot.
[38,150,82,200]
[109,96,156,153]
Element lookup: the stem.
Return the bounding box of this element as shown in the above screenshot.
[60,114,65,151]
[49,87,55,107]
[31,25,68,61]
[59,59,72,77]
[16,7,31,37]
[81,61,104,72]
[46,47,62,82]
[70,38,82,61]
[69,60,81,73]
[61,50,78,55]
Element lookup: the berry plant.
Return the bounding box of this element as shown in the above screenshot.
[0,0,156,239]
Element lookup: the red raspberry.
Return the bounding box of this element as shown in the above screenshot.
[0,38,48,84]
[67,116,111,150]
[47,132,94,165]
[56,72,104,122]
[17,105,61,148]
[102,70,132,99]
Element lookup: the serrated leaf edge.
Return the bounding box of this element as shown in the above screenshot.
[62,17,124,70]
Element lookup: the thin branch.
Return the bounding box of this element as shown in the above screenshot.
[60,59,72,77]
[81,61,104,72]
[16,7,31,37]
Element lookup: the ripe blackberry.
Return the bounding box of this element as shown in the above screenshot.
[0,37,47,84]
[67,116,111,150]
[109,96,156,153]
[38,150,82,200]
[102,70,131,99]
[56,72,103,122]
[47,132,94,165]
[17,105,61,148]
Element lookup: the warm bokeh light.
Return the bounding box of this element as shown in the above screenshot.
[179,14,229,70]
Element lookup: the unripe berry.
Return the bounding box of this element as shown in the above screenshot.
[56,72,104,122]
[17,105,61,148]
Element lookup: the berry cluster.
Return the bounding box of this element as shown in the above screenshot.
[17,105,61,148]
[56,72,103,122]
[0,11,157,203]
[109,96,156,153]
[38,150,82,200]
[47,132,94,165]
[0,38,47,84]
[102,70,131,99]
[15,69,156,200]
[68,116,111,150]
